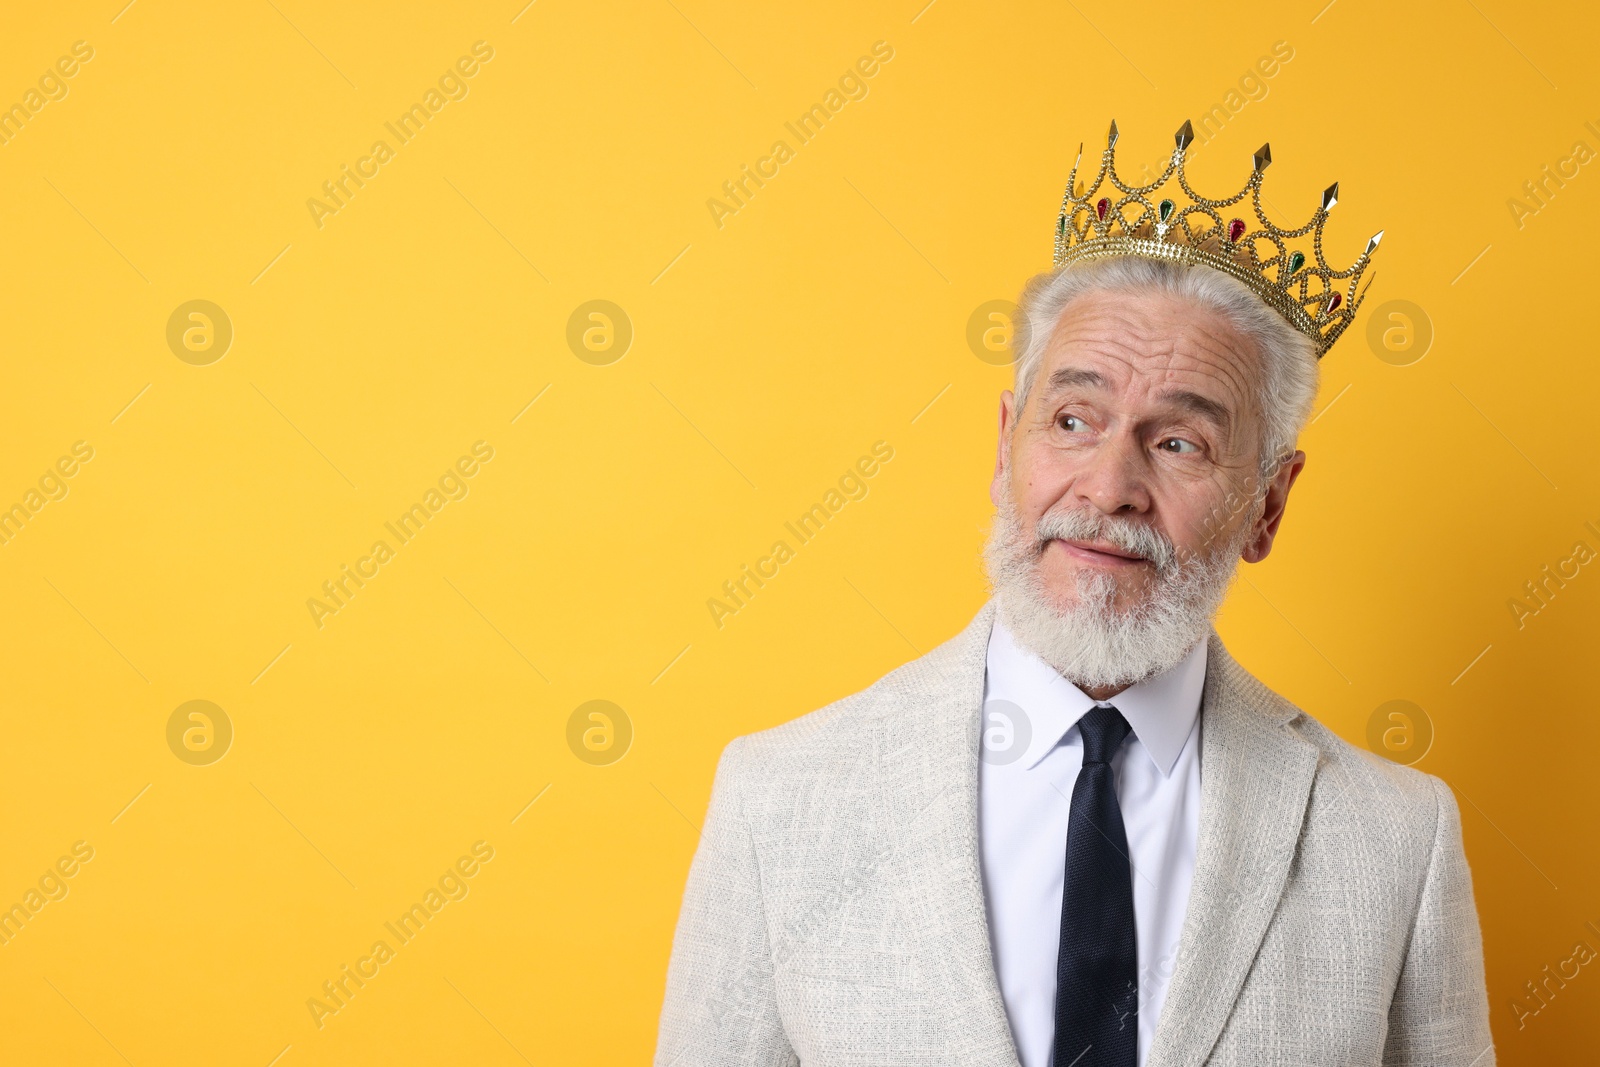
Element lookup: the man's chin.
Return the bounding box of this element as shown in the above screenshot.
[1034,587,1146,620]
[1033,566,1156,618]
[990,553,1227,690]
[994,588,1203,691]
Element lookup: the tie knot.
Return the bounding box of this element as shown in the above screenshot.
[1078,705,1132,764]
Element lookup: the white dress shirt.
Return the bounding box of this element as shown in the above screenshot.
[978,620,1206,1067]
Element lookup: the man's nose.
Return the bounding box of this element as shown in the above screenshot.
[1072,434,1152,515]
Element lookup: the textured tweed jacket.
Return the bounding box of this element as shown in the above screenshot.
[656,602,1495,1066]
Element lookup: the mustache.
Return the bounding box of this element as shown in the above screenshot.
[1034,507,1178,571]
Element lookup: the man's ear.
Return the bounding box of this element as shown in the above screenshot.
[1241,450,1305,563]
[990,390,1015,506]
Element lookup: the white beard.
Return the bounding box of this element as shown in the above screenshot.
[982,490,1253,691]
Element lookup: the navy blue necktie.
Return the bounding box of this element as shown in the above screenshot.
[1053,705,1137,1067]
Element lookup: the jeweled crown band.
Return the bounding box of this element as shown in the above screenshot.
[1054,120,1381,357]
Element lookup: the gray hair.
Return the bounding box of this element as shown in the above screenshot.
[1011,256,1318,480]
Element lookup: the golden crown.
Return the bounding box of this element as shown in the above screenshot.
[1053,120,1382,356]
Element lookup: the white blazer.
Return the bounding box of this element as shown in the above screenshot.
[655,601,1495,1066]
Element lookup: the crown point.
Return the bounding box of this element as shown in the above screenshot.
[1365,229,1384,256]
[1253,143,1272,173]
[1175,120,1194,150]
[1322,182,1340,211]
[1108,120,1119,148]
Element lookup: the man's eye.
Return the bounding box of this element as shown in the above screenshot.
[1159,437,1200,454]
[1058,415,1089,432]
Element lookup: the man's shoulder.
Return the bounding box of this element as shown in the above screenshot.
[1227,666,1468,923]
[1293,710,1448,821]
[716,602,993,798]
[1217,639,1453,839]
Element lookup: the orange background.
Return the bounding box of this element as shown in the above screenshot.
[0,0,1594,1063]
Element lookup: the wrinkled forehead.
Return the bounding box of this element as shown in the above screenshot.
[1030,288,1264,419]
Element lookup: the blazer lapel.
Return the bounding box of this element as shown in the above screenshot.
[875,599,1023,1067]
[1144,631,1321,1067]
[870,610,1317,1067]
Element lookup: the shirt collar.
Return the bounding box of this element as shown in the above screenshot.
[983,617,1207,777]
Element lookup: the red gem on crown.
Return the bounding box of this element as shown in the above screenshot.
[1095,197,1110,220]
[1227,218,1247,242]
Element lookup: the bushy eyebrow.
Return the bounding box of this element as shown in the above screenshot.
[1159,388,1231,428]
[1041,366,1233,434]
[1046,367,1106,392]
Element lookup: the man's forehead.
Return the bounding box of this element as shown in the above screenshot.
[1038,290,1260,406]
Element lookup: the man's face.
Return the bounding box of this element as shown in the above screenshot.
[991,287,1304,618]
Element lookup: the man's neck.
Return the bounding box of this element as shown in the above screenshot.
[1078,681,1131,703]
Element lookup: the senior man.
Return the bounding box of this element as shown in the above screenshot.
[656,122,1493,1067]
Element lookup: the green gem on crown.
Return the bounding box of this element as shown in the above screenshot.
[1057,215,1066,236]
[1159,199,1175,222]
[1286,251,1305,275]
